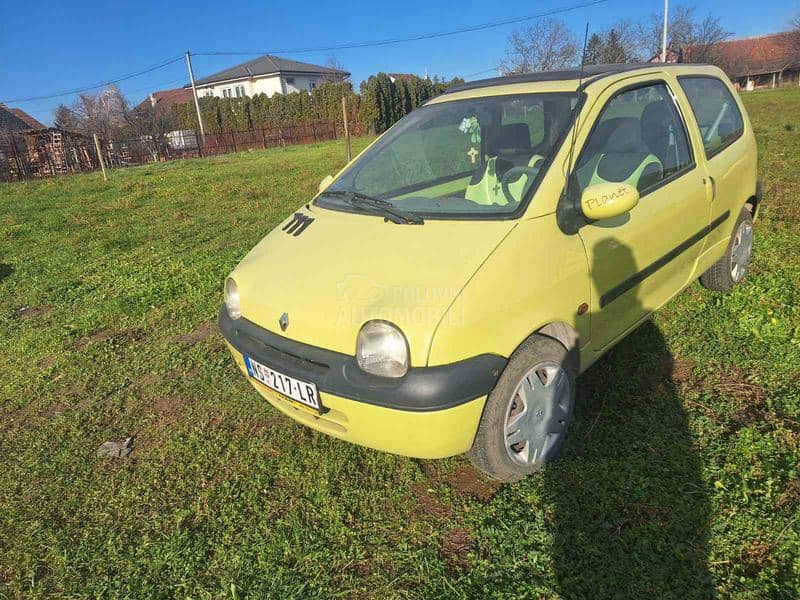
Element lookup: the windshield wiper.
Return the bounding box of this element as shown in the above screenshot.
[322,190,424,224]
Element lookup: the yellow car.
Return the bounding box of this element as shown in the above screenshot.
[220,63,759,481]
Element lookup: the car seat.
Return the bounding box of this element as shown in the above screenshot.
[575,117,663,193]
[640,100,683,178]
[465,123,544,206]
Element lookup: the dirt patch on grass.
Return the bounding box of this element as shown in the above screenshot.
[37,355,56,370]
[232,415,279,437]
[446,465,501,502]
[714,368,766,403]
[669,358,696,384]
[173,321,217,345]
[776,479,800,512]
[412,482,453,519]
[145,395,193,422]
[17,304,52,319]
[74,327,143,351]
[738,540,774,576]
[441,527,475,571]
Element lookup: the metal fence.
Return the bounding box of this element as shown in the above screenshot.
[0,120,339,182]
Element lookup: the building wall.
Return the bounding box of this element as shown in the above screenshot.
[196,73,328,99]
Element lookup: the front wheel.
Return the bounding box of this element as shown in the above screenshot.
[468,334,577,482]
[699,208,754,292]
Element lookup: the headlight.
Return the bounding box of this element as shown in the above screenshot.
[225,278,241,320]
[356,320,409,378]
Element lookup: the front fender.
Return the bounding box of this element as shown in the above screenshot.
[428,213,591,367]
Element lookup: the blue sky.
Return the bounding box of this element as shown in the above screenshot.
[1,0,797,125]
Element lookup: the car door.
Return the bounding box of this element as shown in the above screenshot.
[676,75,754,251]
[573,77,710,350]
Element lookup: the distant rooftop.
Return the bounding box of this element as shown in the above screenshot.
[684,31,800,78]
[189,55,350,87]
[0,103,45,132]
[135,88,194,113]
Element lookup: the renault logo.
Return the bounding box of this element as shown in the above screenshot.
[279,313,289,331]
[282,212,314,236]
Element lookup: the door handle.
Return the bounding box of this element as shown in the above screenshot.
[708,176,717,201]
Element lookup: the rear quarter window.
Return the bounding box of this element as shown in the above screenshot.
[678,76,745,157]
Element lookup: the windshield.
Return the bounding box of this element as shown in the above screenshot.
[318,92,579,218]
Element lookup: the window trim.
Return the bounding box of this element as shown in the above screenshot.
[677,74,745,161]
[316,91,585,221]
[570,78,697,203]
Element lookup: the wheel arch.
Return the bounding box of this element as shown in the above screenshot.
[532,321,581,372]
[744,180,762,221]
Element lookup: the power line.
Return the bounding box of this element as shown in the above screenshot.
[195,0,611,56]
[3,0,611,106]
[2,56,184,104]
[464,67,502,79]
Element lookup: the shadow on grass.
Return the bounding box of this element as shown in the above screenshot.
[544,240,712,597]
[0,263,12,281]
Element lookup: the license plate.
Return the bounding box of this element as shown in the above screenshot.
[244,354,322,412]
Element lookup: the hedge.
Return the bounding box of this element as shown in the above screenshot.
[169,74,464,135]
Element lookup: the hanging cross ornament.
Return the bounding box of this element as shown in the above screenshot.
[459,116,482,164]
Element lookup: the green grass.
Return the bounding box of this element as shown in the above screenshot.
[1,88,799,599]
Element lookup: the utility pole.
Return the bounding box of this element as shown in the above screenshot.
[185,51,206,140]
[661,0,669,62]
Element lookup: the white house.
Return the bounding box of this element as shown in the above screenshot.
[188,55,350,99]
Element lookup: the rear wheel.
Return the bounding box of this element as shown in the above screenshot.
[700,208,754,292]
[468,334,576,483]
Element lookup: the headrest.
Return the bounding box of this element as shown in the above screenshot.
[640,100,673,147]
[492,123,531,152]
[602,118,644,154]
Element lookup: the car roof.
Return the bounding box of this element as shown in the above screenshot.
[442,63,714,96]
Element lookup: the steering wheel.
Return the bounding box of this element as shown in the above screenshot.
[500,166,541,205]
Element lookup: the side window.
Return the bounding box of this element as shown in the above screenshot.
[679,77,744,157]
[575,82,692,195]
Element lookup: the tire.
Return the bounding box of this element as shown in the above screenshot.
[467,334,577,483]
[699,208,754,292]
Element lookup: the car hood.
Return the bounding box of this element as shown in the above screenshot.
[231,206,516,366]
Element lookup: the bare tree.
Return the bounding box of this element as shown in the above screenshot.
[791,14,800,54]
[323,55,349,82]
[123,104,174,161]
[53,85,129,139]
[640,5,730,60]
[53,104,82,131]
[501,19,578,74]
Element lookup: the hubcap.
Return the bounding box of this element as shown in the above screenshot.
[504,362,572,467]
[730,220,753,282]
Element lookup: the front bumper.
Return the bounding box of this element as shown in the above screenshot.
[218,306,506,457]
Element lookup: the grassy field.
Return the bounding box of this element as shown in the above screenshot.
[1,88,798,599]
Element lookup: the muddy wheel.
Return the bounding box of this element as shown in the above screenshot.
[700,208,754,292]
[467,334,576,483]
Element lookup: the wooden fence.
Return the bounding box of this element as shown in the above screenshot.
[0,120,339,182]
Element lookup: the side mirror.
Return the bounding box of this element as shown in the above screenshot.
[580,182,640,221]
[318,175,334,194]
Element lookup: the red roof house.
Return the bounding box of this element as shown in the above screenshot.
[135,88,194,115]
[684,31,800,90]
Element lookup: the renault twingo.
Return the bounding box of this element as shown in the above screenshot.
[220,63,759,481]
